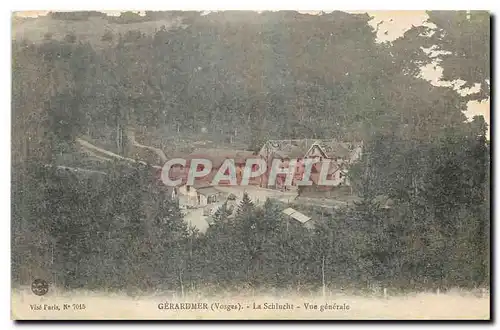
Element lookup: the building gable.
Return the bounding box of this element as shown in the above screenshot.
[260,139,362,160]
[305,143,328,159]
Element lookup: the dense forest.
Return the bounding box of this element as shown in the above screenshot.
[11,11,490,294]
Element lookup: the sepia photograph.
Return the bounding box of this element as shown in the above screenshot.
[10,8,491,320]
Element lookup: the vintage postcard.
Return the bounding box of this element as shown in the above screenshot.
[11,10,490,320]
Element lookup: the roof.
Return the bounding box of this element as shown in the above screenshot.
[197,186,222,196]
[191,181,213,189]
[305,143,328,158]
[286,146,312,159]
[321,141,352,159]
[260,139,362,161]
[282,207,312,223]
[260,140,314,159]
[176,172,219,187]
[187,148,257,167]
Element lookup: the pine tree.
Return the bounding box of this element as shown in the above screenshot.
[261,198,282,234]
[236,192,255,217]
[212,201,233,224]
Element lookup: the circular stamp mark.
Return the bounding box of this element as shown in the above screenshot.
[31,279,49,296]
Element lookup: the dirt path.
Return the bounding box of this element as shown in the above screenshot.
[76,138,148,165]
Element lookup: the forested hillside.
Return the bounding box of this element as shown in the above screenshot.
[11,11,490,293]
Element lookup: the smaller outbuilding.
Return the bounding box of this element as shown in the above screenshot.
[282,207,315,229]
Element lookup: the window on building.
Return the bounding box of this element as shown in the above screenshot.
[186,185,191,192]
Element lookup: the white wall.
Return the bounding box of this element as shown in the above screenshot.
[198,194,208,206]
[178,184,199,206]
